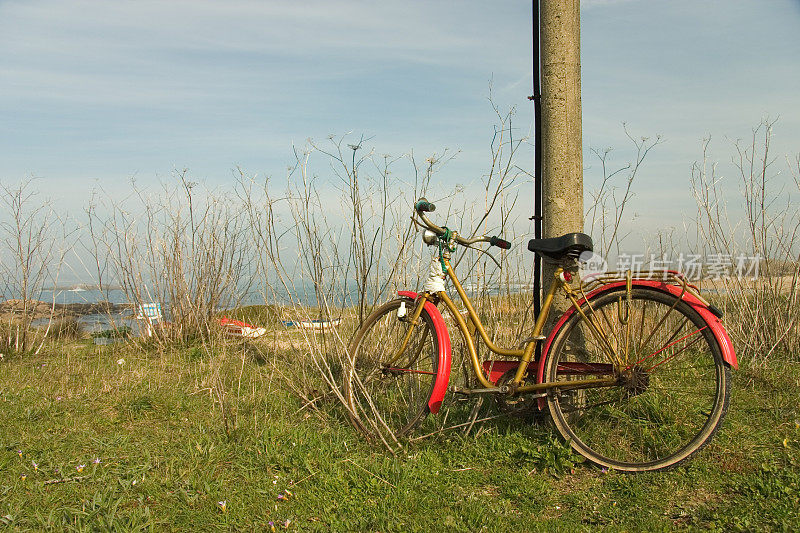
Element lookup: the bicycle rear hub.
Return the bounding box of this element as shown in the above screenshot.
[619,366,650,397]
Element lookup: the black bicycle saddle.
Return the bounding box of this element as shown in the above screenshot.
[527,233,593,260]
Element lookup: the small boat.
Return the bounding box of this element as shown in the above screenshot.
[298,318,341,331]
[220,317,267,338]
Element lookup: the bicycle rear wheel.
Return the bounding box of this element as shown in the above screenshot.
[344,298,438,440]
[544,287,730,472]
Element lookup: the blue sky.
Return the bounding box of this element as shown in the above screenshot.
[1,0,798,238]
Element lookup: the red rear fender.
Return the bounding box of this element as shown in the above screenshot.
[536,280,737,385]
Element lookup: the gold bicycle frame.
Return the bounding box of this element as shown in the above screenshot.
[393,251,618,396]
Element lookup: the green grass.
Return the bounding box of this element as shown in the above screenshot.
[1,339,798,531]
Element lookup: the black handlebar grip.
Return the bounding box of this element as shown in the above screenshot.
[414,198,436,212]
[490,236,511,249]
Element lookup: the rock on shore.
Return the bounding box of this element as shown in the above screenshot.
[0,299,133,321]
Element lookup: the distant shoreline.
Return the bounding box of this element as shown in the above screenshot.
[41,284,124,292]
[0,299,134,320]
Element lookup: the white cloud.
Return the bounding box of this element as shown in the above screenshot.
[0,0,521,109]
[1,0,798,237]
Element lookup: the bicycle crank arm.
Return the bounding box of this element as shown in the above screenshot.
[450,385,511,396]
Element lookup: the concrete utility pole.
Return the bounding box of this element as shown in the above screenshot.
[540,0,583,308]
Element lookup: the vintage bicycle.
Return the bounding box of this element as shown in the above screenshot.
[344,198,736,472]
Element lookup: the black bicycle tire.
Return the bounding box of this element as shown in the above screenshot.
[544,287,731,472]
[344,298,439,440]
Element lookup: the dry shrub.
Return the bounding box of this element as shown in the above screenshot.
[0,180,75,353]
[691,119,800,364]
[87,172,259,346]
[41,316,85,341]
[584,119,799,366]
[235,103,538,448]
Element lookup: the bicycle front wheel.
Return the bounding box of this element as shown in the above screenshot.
[344,298,439,440]
[544,287,730,472]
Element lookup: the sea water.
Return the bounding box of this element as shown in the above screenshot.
[29,288,136,334]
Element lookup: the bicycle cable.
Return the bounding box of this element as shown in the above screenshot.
[463,243,502,269]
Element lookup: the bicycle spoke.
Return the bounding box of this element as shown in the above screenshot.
[645,334,706,372]
[545,287,730,471]
[345,299,438,439]
[628,326,707,370]
[384,367,436,376]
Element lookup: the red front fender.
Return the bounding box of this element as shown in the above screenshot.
[398,291,451,414]
[536,280,738,385]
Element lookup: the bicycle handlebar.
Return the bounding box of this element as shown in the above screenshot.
[489,236,512,250]
[414,198,512,250]
[414,198,436,213]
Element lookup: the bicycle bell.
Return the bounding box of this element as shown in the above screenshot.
[422,229,438,246]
